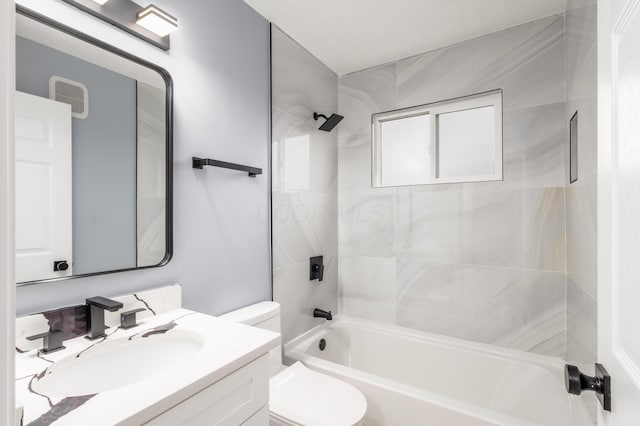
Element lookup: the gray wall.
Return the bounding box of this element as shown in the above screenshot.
[565,0,597,420]
[338,15,568,357]
[271,27,339,343]
[16,36,137,275]
[16,0,271,316]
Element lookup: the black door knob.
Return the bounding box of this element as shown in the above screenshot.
[565,364,583,394]
[53,260,69,272]
[564,363,611,411]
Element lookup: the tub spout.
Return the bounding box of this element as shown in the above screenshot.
[313,308,332,321]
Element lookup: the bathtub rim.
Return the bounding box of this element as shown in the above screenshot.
[285,315,570,371]
[284,315,591,426]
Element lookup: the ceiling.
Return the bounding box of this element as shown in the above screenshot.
[243,0,566,75]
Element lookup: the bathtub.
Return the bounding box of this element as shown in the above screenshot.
[284,317,592,426]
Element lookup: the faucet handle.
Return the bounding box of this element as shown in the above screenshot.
[27,329,65,354]
[120,308,146,329]
[86,296,123,312]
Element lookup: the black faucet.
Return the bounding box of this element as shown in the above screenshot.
[26,326,65,354]
[86,296,123,340]
[313,308,332,321]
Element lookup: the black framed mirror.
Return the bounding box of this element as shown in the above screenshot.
[15,6,173,285]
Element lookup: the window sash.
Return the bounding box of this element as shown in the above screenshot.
[371,89,503,187]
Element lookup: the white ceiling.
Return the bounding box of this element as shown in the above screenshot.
[243,0,566,75]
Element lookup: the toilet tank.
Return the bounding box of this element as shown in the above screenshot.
[220,302,283,374]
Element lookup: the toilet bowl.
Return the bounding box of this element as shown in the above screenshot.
[221,302,367,426]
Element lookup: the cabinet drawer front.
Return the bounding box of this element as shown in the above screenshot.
[145,355,269,426]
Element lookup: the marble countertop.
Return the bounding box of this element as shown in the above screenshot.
[16,308,280,426]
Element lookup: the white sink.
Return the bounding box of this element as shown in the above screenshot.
[32,329,205,397]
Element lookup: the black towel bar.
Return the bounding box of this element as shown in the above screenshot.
[192,157,262,177]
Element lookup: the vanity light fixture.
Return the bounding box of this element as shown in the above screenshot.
[136,5,178,37]
[61,0,177,50]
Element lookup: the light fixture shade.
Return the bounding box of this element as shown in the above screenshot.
[136,5,178,37]
[90,0,109,4]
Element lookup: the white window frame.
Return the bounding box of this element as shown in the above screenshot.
[371,89,503,187]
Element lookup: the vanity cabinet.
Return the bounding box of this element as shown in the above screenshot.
[145,354,269,426]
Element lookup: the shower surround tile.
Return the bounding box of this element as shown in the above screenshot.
[339,192,396,258]
[395,261,566,356]
[567,275,598,422]
[274,257,339,344]
[396,16,565,112]
[397,187,566,271]
[272,109,338,194]
[338,132,376,194]
[566,171,597,296]
[396,190,464,265]
[338,23,567,194]
[565,1,597,86]
[272,191,337,269]
[567,276,597,365]
[338,14,568,357]
[339,64,397,140]
[273,12,585,362]
[271,26,338,125]
[566,45,597,177]
[340,256,397,323]
[565,4,597,421]
[500,103,566,190]
[271,26,339,343]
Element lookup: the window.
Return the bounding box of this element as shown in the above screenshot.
[372,90,503,187]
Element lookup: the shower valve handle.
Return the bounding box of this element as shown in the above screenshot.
[310,256,324,281]
[313,264,324,281]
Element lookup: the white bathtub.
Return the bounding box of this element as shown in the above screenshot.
[284,317,592,426]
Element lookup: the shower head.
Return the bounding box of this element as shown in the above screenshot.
[314,112,344,132]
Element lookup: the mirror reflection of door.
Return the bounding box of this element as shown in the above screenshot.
[15,91,72,282]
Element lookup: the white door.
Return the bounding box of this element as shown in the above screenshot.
[598,0,640,423]
[15,91,72,283]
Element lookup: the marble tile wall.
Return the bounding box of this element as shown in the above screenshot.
[565,0,597,420]
[271,26,340,343]
[338,15,568,357]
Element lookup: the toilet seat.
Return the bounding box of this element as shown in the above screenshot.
[269,362,367,426]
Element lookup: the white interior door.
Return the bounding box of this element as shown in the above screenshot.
[14,91,72,283]
[598,0,640,423]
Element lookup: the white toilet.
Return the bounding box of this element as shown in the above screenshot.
[221,302,367,426]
